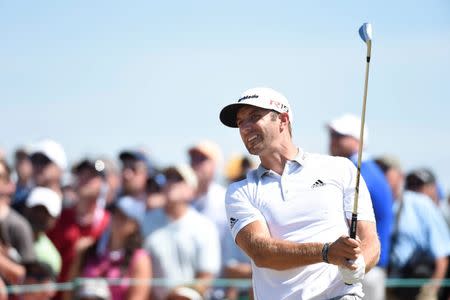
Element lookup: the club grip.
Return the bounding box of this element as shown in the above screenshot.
[349,213,358,239]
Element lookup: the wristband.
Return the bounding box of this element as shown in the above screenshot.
[322,242,330,263]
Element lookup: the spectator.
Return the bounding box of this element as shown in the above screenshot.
[406,168,439,205]
[143,164,221,300]
[20,261,56,300]
[13,139,67,214]
[99,157,121,206]
[119,150,154,202]
[188,141,228,253]
[69,196,151,300]
[12,148,33,212]
[0,160,36,285]
[47,158,110,286]
[145,172,167,210]
[375,156,450,300]
[24,187,62,275]
[327,113,393,300]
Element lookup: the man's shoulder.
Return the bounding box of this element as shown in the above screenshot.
[304,152,353,169]
[5,209,32,230]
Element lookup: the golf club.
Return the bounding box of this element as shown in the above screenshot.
[349,23,372,239]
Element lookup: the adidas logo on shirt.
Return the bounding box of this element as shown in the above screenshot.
[311,179,326,189]
[230,217,238,229]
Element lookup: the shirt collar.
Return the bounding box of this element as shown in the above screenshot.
[256,148,307,178]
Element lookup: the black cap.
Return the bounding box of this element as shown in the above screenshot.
[72,159,106,177]
[405,168,436,190]
[119,150,157,176]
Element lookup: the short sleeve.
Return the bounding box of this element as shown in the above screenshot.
[225,179,266,241]
[423,200,450,259]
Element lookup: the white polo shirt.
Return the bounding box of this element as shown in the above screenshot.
[225,149,375,300]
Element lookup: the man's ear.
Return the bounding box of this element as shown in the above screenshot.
[279,112,290,129]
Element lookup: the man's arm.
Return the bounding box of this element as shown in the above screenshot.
[235,220,361,271]
[355,220,380,272]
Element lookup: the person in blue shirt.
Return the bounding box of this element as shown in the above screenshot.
[375,157,450,300]
[327,114,394,300]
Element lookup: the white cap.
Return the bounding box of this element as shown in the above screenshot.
[327,113,369,146]
[31,139,68,171]
[172,287,203,300]
[26,187,62,218]
[188,140,223,166]
[116,196,146,225]
[164,163,198,190]
[220,87,293,128]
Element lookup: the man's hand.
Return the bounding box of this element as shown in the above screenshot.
[327,235,361,269]
[338,255,365,285]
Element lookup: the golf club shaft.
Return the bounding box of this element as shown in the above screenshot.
[350,40,372,239]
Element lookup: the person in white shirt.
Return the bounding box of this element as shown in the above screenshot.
[219,87,380,300]
[143,164,221,300]
[188,141,228,250]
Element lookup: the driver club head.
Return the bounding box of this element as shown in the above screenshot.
[358,23,372,43]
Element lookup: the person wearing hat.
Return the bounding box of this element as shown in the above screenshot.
[67,196,151,300]
[405,168,440,205]
[47,158,111,288]
[12,147,33,213]
[143,164,221,300]
[11,139,67,215]
[219,87,380,299]
[0,159,36,286]
[375,157,450,300]
[327,113,393,300]
[187,140,228,262]
[24,187,63,276]
[119,149,155,202]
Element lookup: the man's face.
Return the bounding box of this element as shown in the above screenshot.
[236,106,280,156]
[189,150,214,186]
[0,163,14,199]
[15,156,32,181]
[121,158,148,196]
[31,154,61,187]
[26,205,57,232]
[328,130,359,158]
[163,171,194,204]
[385,168,404,200]
[74,168,103,200]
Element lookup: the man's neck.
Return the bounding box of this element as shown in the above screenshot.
[0,202,10,220]
[260,142,298,175]
[164,202,188,220]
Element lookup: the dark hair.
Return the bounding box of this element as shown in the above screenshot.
[374,159,389,174]
[405,168,436,191]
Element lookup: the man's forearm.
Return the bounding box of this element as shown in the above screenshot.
[356,221,380,272]
[240,232,323,270]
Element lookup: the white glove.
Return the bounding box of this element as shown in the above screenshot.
[339,255,365,285]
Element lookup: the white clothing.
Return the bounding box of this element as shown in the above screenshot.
[225,150,375,300]
[143,207,221,300]
[191,182,229,255]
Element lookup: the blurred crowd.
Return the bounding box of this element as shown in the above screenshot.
[0,113,449,300]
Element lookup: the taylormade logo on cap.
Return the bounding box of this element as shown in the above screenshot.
[219,87,293,128]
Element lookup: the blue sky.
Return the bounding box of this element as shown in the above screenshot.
[1,1,450,190]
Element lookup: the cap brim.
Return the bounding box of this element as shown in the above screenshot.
[221,103,268,128]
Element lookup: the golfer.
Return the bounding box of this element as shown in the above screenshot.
[219,87,380,300]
